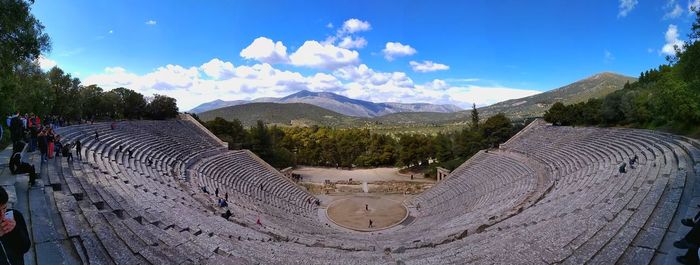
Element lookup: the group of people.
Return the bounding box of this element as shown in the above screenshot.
[201,186,234,220]
[307,197,321,206]
[290,173,303,182]
[5,112,83,187]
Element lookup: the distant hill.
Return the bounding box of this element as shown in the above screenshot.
[197,72,635,128]
[188,99,250,113]
[198,102,367,127]
[477,72,636,119]
[189,90,462,117]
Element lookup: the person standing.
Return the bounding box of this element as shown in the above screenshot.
[37,129,48,162]
[47,129,55,159]
[75,139,82,161]
[0,186,31,265]
[28,124,38,153]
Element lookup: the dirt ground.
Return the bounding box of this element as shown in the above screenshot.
[325,195,408,231]
[295,166,434,184]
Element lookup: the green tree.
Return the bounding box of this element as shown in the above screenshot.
[79,85,104,120]
[111,87,147,119]
[434,133,453,163]
[544,102,570,125]
[0,0,51,117]
[471,103,480,129]
[145,94,179,120]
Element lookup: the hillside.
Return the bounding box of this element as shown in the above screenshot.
[189,90,462,117]
[477,72,636,119]
[198,102,368,127]
[197,72,635,129]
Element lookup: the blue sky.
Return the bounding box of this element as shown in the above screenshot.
[32,0,699,110]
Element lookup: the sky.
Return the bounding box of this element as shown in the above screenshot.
[32,0,700,111]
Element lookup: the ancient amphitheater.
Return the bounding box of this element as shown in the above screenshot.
[4,116,700,264]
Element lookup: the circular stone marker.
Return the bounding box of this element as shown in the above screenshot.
[326,196,408,231]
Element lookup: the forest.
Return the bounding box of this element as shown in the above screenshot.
[196,110,526,177]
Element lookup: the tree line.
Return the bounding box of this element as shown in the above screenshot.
[196,110,526,177]
[1,0,179,147]
[544,10,700,136]
[7,64,179,121]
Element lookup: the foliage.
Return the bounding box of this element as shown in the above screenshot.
[471,103,479,129]
[204,114,518,172]
[145,94,179,120]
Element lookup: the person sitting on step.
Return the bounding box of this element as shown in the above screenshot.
[9,142,37,187]
[221,210,232,220]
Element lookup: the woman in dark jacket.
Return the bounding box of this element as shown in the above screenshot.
[0,186,31,265]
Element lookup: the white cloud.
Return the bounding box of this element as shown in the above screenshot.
[289,40,359,69]
[200,58,235,80]
[604,50,615,63]
[618,0,638,17]
[83,57,539,111]
[341,18,371,34]
[83,60,346,110]
[240,37,289,64]
[37,55,57,70]
[661,24,685,55]
[445,78,480,83]
[145,20,157,25]
[145,64,200,90]
[326,22,334,29]
[382,42,416,61]
[409,60,450,73]
[338,36,367,49]
[664,1,684,19]
[690,0,700,12]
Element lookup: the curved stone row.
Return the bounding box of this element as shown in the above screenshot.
[32,119,697,264]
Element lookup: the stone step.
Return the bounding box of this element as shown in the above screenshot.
[28,182,81,264]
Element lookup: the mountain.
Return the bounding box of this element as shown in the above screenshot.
[188,90,462,117]
[198,102,367,127]
[477,72,636,120]
[196,72,635,128]
[188,99,250,113]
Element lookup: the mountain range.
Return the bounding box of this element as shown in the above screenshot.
[189,90,462,117]
[196,72,636,127]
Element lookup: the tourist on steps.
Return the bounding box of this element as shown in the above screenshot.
[0,186,31,265]
[75,140,82,161]
[221,210,232,220]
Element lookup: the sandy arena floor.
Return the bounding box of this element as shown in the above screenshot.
[294,166,434,183]
[326,195,408,231]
